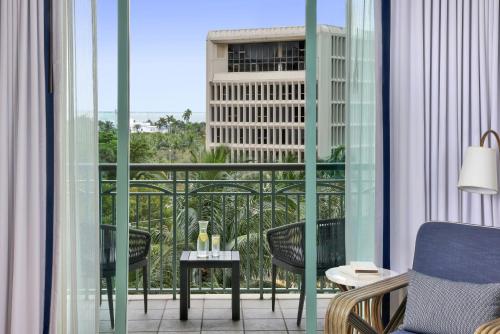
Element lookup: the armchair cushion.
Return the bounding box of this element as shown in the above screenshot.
[403,270,500,334]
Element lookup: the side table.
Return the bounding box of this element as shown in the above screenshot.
[326,265,399,332]
[179,251,240,321]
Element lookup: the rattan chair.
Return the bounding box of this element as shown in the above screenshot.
[267,218,345,326]
[100,224,151,329]
[325,222,500,334]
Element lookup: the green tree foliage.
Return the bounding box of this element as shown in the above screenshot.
[99,114,206,164]
[182,108,192,123]
[130,133,156,163]
[99,121,117,162]
[98,114,345,294]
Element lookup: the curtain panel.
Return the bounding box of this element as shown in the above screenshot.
[390,0,500,273]
[0,0,47,333]
[50,0,99,332]
[346,0,382,264]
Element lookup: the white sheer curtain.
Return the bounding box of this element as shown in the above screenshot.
[50,0,99,332]
[346,0,380,263]
[390,0,500,273]
[0,1,47,333]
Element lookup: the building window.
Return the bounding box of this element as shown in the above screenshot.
[228,41,305,73]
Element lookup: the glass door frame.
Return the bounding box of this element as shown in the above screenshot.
[112,0,319,332]
[115,0,130,332]
[304,0,318,333]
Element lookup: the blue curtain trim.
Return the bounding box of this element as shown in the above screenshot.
[381,0,391,272]
[43,0,54,332]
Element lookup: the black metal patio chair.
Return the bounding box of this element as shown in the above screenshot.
[100,224,151,329]
[266,218,345,326]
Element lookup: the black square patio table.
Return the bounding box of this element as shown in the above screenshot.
[179,250,240,320]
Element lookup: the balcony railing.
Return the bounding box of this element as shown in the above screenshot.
[99,163,345,298]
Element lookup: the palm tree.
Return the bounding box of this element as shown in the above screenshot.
[182,109,192,123]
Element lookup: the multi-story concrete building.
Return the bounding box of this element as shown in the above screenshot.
[206,25,345,162]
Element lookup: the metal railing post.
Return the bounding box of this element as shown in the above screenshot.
[259,170,264,299]
[172,171,177,299]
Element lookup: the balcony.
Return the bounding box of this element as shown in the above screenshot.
[99,295,333,333]
[99,162,344,332]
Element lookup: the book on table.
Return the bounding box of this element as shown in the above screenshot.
[350,261,379,274]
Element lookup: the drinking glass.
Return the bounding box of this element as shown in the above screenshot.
[212,234,221,257]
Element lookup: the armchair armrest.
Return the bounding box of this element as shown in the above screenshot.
[475,318,500,334]
[324,273,409,334]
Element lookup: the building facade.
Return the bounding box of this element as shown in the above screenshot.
[206,25,345,162]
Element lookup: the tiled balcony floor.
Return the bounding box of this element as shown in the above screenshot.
[99,294,335,333]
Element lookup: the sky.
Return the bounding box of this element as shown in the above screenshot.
[97,0,345,122]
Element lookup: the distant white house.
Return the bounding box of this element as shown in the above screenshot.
[130,119,162,133]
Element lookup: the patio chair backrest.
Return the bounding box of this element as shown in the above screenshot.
[412,222,500,283]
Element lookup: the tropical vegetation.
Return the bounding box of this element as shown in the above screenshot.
[98,112,345,295]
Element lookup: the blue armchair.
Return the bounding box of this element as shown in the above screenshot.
[325,222,500,334]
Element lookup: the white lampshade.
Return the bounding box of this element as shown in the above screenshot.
[458,146,498,195]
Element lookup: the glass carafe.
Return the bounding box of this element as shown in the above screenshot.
[197,221,209,257]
